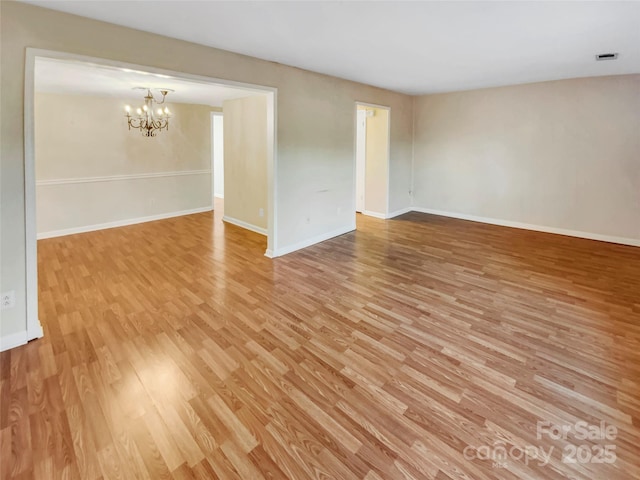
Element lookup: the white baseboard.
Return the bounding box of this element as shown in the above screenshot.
[0,330,28,352]
[29,322,44,341]
[214,194,224,199]
[222,216,267,236]
[38,206,213,239]
[412,207,640,247]
[264,249,274,258]
[362,210,387,219]
[271,223,356,257]
[360,207,412,220]
[387,207,413,219]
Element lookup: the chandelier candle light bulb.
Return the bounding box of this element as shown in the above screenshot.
[124,88,173,137]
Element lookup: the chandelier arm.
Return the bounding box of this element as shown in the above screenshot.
[128,118,143,129]
[124,89,171,137]
[155,90,169,105]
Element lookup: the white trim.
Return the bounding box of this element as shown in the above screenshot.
[387,207,412,219]
[410,97,416,207]
[214,194,225,199]
[362,210,387,219]
[270,224,356,257]
[25,49,278,346]
[38,207,213,240]
[352,106,359,217]
[354,109,367,213]
[222,216,267,236]
[30,49,275,93]
[266,90,278,257]
[210,111,223,204]
[210,112,215,204]
[36,170,211,186]
[355,101,392,110]
[412,207,640,247]
[361,207,412,220]
[24,49,42,342]
[0,331,29,352]
[386,107,391,217]
[353,101,391,222]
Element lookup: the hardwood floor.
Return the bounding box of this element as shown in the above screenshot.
[2,207,639,479]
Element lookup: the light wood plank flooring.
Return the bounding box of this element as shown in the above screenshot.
[2,208,639,479]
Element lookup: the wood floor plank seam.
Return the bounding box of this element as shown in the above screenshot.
[2,204,639,479]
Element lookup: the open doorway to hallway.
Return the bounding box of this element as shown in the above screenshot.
[354,103,391,223]
[211,112,224,204]
[211,111,225,219]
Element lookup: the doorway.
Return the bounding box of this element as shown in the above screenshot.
[24,48,278,342]
[211,112,224,202]
[354,103,391,220]
[355,109,366,212]
[211,112,224,217]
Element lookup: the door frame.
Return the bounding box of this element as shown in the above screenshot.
[353,101,391,220]
[210,111,224,203]
[24,48,279,341]
[355,109,367,213]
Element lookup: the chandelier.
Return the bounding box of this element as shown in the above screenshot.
[124,88,173,137]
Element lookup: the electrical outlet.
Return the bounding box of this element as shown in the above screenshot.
[1,291,15,310]
[259,208,264,218]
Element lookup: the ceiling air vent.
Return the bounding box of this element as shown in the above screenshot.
[595,53,618,61]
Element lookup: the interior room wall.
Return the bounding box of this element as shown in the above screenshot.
[1,2,414,345]
[222,95,268,233]
[35,93,213,237]
[212,113,224,198]
[355,109,366,213]
[358,106,390,217]
[413,74,640,242]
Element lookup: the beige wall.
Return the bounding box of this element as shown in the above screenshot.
[212,113,224,198]
[360,106,390,215]
[413,74,640,241]
[35,93,213,235]
[223,95,268,231]
[1,2,413,341]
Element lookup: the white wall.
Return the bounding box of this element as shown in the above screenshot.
[212,113,224,198]
[1,2,414,347]
[413,74,640,243]
[35,93,213,237]
[355,110,366,212]
[360,106,390,217]
[222,95,268,233]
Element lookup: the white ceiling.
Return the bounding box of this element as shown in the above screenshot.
[24,1,640,95]
[35,58,265,106]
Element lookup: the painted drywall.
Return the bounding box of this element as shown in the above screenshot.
[223,95,268,232]
[212,114,224,198]
[355,110,366,212]
[0,2,413,342]
[413,74,640,241]
[358,106,390,216]
[35,93,213,236]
